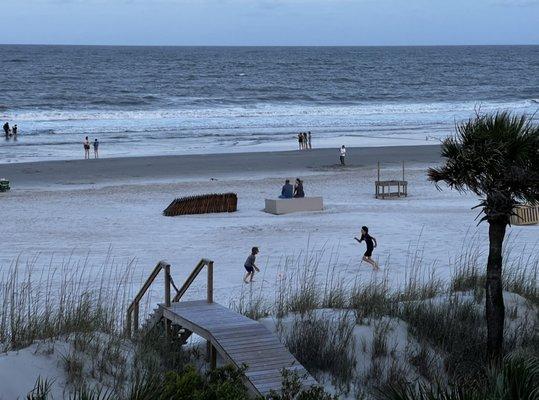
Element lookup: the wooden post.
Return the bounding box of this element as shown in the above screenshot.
[210,345,217,369]
[402,161,405,182]
[206,341,212,362]
[207,261,214,303]
[164,263,171,307]
[126,309,132,338]
[133,302,139,337]
[164,263,172,336]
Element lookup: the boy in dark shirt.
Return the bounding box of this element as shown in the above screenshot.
[355,226,379,270]
[243,247,260,283]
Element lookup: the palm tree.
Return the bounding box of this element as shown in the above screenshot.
[428,111,539,362]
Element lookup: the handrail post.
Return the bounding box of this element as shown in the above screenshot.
[164,263,172,337]
[207,261,214,303]
[133,302,139,337]
[126,309,132,338]
[164,263,171,307]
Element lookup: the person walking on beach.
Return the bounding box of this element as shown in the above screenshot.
[83,136,90,159]
[308,131,312,149]
[294,178,305,198]
[243,247,260,283]
[3,122,10,138]
[340,145,346,166]
[93,139,99,159]
[355,226,379,270]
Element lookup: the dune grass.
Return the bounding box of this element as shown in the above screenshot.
[1,236,537,399]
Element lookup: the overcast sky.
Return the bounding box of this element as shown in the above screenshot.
[2,0,538,46]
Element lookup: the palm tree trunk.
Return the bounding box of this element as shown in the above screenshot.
[486,219,506,363]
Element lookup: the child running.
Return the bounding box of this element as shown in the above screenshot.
[355,226,379,270]
[243,246,260,283]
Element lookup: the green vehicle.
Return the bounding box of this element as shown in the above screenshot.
[0,179,10,192]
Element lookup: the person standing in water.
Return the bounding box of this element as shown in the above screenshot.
[307,131,312,149]
[298,133,303,150]
[355,226,379,270]
[83,136,90,159]
[243,247,260,283]
[340,145,346,166]
[3,122,10,138]
[93,139,99,159]
[12,125,17,136]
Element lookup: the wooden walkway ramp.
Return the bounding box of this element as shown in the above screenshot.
[162,300,317,396]
[126,259,317,398]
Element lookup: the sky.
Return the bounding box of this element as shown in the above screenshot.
[1,0,538,46]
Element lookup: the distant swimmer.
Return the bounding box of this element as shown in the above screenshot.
[354,226,379,270]
[93,138,99,159]
[83,136,90,159]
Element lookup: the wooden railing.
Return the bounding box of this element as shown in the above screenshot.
[125,258,214,338]
[126,260,171,338]
[173,258,214,303]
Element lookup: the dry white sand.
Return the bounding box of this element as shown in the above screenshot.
[1,146,537,305]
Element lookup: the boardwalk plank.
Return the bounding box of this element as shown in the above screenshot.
[152,301,316,396]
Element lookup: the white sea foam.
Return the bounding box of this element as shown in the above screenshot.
[3,99,537,122]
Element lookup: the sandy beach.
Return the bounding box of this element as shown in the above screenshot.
[0,145,441,188]
[1,144,537,306]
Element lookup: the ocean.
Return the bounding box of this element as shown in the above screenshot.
[1,45,538,163]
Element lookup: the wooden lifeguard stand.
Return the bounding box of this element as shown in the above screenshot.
[375,161,408,199]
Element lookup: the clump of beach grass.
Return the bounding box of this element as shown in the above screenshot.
[0,252,137,352]
[0,251,198,398]
[280,310,356,390]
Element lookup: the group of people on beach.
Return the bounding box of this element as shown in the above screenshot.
[279,178,305,198]
[243,226,378,283]
[297,132,312,150]
[83,136,99,159]
[3,122,18,139]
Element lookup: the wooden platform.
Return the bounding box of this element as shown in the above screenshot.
[375,180,408,199]
[159,300,317,396]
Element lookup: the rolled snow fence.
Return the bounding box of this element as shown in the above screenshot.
[163,193,238,216]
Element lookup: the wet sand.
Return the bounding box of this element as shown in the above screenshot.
[0,145,440,188]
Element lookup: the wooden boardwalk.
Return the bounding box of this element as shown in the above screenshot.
[160,300,317,396]
[126,259,317,397]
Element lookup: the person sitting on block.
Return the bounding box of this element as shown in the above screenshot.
[294,178,305,198]
[280,179,294,198]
